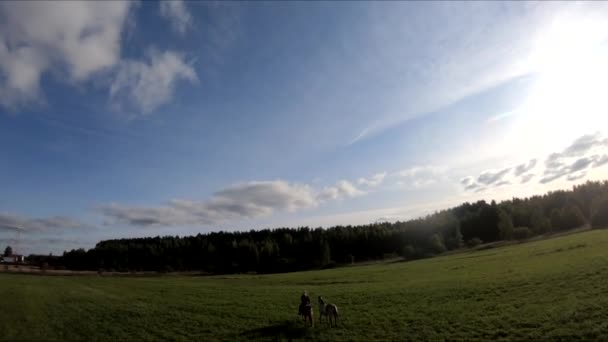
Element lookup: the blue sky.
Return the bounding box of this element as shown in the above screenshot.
[1,1,608,254]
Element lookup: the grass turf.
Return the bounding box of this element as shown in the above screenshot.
[1,229,608,341]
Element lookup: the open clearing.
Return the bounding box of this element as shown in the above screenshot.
[1,230,608,341]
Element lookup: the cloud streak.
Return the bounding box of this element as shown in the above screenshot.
[0,213,89,232]
[160,0,193,34]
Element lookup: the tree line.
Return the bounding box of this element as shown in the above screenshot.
[46,180,608,273]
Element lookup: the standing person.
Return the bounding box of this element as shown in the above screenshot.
[299,290,311,316]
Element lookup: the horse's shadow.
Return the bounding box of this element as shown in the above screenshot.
[240,320,313,341]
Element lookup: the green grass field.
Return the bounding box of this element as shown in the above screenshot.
[1,230,608,341]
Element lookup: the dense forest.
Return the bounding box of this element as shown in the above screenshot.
[48,180,608,273]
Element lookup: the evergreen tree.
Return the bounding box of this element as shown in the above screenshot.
[591,196,608,228]
[320,241,331,266]
[51,180,608,274]
[497,209,514,240]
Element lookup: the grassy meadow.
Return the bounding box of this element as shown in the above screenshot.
[1,229,608,341]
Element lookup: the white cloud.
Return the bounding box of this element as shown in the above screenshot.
[110,50,198,114]
[101,180,318,227]
[318,180,365,201]
[159,0,193,34]
[357,172,387,187]
[0,1,132,107]
[100,178,374,227]
[210,181,317,213]
[0,2,198,115]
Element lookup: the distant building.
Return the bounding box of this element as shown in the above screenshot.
[1,255,25,263]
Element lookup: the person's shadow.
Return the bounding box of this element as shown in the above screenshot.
[240,320,313,341]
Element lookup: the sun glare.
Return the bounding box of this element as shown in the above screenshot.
[512,14,608,156]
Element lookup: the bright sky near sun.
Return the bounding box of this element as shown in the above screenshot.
[1,1,608,254]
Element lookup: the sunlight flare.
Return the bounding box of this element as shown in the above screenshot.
[513,14,608,156]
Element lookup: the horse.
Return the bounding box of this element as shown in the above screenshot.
[300,303,314,327]
[318,296,339,327]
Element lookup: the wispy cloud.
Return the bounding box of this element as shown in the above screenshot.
[566,172,587,182]
[395,166,443,189]
[159,0,193,35]
[347,3,608,146]
[540,132,608,184]
[520,173,535,184]
[110,50,198,115]
[460,176,477,190]
[562,132,607,158]
[461,167,512,192]
[357,172,387,187]
[347,127,370,146]
[486,110,519,124]
[0,213,89,232]
[477,168,512,186]
[462,132,608,190]
[318,180,365,201]
[514,159,537,176]
[594,155,608,168]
